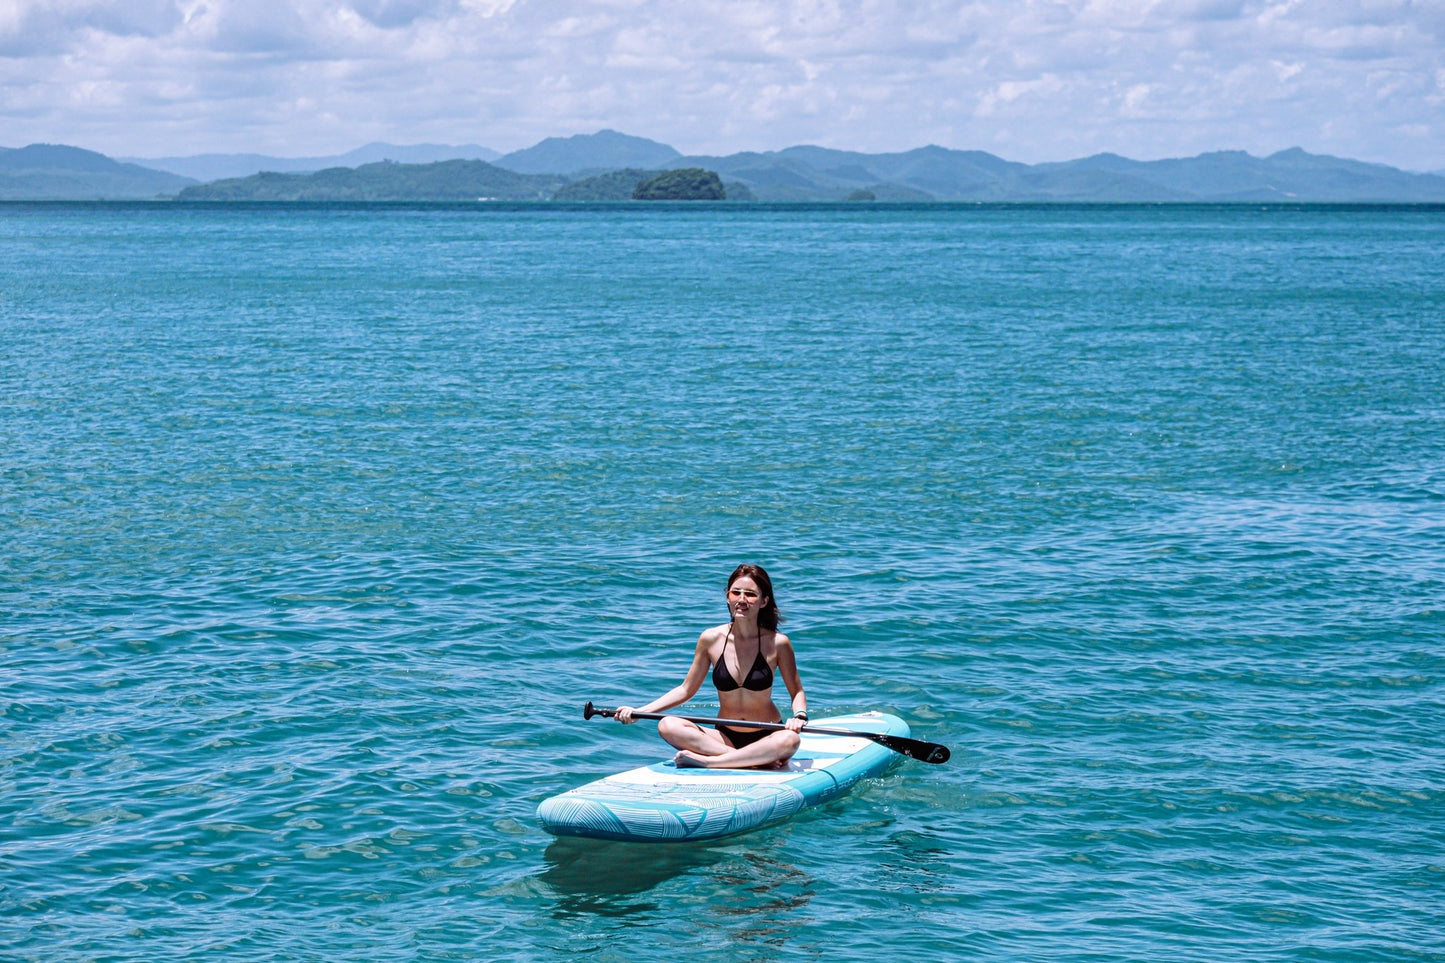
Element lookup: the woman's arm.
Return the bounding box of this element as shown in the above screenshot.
[775,633,808,730]
[616,632,712,723]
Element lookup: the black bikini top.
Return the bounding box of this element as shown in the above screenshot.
[712,626,774,692]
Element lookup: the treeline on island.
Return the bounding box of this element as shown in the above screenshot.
[177,161,746,202]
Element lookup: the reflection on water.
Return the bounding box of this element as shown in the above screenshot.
[699,847,818,952]
[537,833,817,938]
[540,836,726,916]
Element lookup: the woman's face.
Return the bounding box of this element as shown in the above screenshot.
[727,576,767,619]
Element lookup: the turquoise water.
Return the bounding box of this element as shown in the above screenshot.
[2,202,1442,961]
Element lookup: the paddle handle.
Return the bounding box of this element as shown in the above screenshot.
[583,702,950,764]
[585,702,805,733]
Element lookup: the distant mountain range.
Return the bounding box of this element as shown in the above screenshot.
[120,142,501,182]
[669,143,1445,203]
[0,143,195,199]
[6,130,1445,202]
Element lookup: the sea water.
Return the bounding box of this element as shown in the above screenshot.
[1,202,1442,961]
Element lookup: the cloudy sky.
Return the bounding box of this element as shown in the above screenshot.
[2,0,1442,168]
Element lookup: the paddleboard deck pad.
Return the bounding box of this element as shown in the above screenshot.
[537,711,908,842]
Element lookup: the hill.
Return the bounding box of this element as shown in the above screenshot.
[1030,149,1445,202]
[495,130,680,175]
[632,168,727,200]
[553,167,755,202]
[0,144,195,199]
[552,168,661,201]
[124,142,501,182]
[175,160,563,201]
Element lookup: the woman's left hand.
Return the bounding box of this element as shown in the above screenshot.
[785,715,807,732]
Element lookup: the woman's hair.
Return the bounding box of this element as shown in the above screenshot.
[728,563,783,630]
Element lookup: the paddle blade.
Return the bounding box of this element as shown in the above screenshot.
[874,733,951,764]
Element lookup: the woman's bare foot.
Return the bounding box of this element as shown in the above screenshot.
[673,750,793,770]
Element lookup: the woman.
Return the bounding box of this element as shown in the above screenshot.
[616,564,808,769]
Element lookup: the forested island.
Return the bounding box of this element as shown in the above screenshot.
[177,160,744,202]
[631,168,726,200]
[175,160,566,201]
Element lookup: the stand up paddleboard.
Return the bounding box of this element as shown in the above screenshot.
[537,711,914,842]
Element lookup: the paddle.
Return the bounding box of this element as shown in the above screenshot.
[583,702,950,764]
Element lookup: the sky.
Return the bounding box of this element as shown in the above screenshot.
[2,0,1442,169]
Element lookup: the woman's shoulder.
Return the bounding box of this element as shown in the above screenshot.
[698,623,731,645]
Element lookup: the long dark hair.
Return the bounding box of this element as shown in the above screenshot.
[728,563,783,631]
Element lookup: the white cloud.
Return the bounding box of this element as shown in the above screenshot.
[0,0,185,55]
[1273,60,1305,81]
[0,0,1440,169]
[347,0,457,30]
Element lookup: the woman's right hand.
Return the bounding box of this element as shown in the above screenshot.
[615,706,636,724]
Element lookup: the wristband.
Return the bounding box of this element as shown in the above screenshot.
[794,710,808,722]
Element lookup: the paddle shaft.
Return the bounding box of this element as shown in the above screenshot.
[584,702,950,764]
